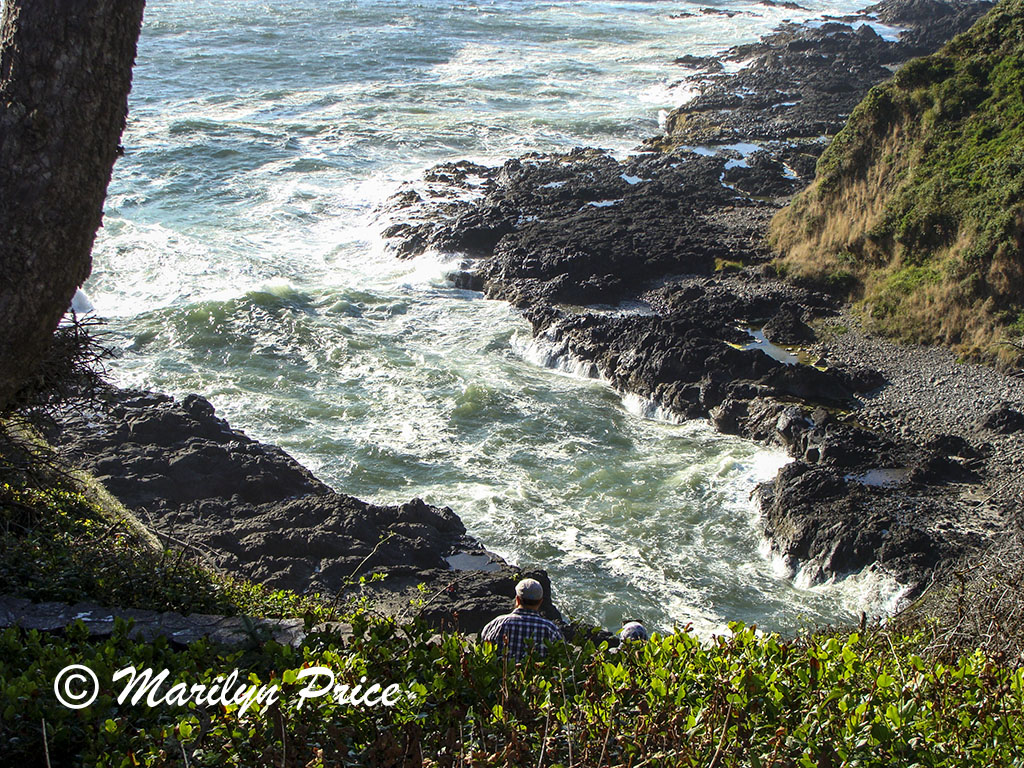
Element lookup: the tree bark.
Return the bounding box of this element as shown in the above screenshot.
[0,0,145,409]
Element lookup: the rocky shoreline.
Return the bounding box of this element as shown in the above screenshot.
[46,387,561,635]
[45,0,1021,634]
[380,0,1022,598]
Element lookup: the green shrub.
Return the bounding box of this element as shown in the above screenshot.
[2,620,1021,767]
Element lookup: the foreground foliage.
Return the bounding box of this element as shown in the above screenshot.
[3,617,1022,767]
[771,0,1024,365]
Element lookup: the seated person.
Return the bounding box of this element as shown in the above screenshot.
[619,620,649,643]
[481,578,562,660]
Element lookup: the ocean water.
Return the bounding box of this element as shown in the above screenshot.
[87,0,900,636]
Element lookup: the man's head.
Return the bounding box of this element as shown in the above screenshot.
[620,621,649,643]
[514,577,544,610]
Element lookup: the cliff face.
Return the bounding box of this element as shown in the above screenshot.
[770,0,1024,365]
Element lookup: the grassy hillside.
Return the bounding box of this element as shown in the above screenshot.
[770,0,1024,365]
[0,420,329,620]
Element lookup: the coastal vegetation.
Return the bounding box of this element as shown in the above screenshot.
[770,0,1024,366]
[0,422,331,623]
[3,428,1023,766]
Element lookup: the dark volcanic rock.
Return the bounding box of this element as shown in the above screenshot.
[759,462,969,587]
[386,149,770,308]
[48,386,561,631]
[761,304,816,345]
[673,54,724,72]
[802,420,900,469]
[979,403,1024,434]
[868,0,993,50]
[653,0,990,150]
[760,0,808,9]
[909,434,986,485]
[350,566,561,634]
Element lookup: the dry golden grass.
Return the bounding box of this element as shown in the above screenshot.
[770,122,1023,368]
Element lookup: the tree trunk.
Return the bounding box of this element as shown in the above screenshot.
[0,0,145,409]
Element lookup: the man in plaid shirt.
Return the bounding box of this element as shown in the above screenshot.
[481,578,563,660]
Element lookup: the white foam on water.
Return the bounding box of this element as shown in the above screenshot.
[620,392,686,425]
[512,331,699,428]
[94,0,897,636]
[721,57,756,74]
[398,250,468,290]
[756,523,911,622]
[511,332,605,382]
[639,81,701,109]
[801,564,911,619]
[513,331,687,426]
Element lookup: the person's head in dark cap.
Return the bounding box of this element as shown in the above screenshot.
[515,577,544,611]
[620,621,649,643]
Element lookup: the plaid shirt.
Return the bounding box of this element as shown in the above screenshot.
[481,607,563,660]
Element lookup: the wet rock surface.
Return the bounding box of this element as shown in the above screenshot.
[380,0,1018,598]
[46,387,562,634]
[654,0,991,148]
[383,150,773,309]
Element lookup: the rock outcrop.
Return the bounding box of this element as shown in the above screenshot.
[46,387,561,634]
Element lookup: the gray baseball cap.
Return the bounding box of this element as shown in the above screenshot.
[515,578,544,602]
[620,621,649,642]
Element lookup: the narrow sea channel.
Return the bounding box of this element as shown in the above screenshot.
[88,0,900,634]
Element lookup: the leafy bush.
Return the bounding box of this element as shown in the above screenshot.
[2,618,1022,767]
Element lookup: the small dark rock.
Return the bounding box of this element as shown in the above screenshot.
[978,403,1024,434]
[761,304,816,345]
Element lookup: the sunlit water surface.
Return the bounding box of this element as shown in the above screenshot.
[89,0,900,635]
